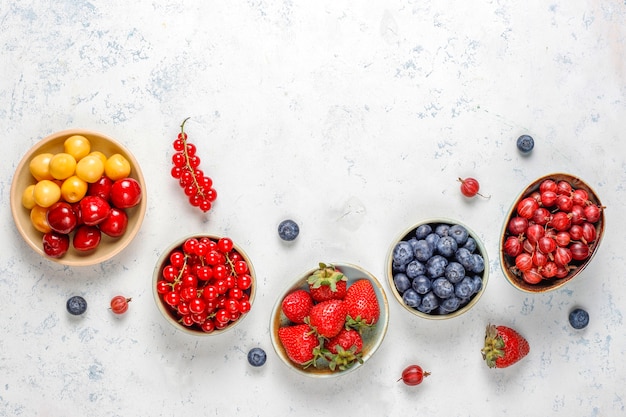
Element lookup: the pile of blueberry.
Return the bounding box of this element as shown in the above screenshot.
[391,222,486,316]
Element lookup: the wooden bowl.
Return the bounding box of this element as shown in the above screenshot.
[152,234,256,336]
[386,218,489,319]
[270,263,389,377]
[500,173,605,293]
[10,129,146,266]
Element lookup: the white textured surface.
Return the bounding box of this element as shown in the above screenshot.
[2,1,625,416]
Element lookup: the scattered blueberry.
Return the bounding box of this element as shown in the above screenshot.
[247,347,267,367]
[402,289,421,308]
[569,308,589,329]
[393,241,414,265]
[393,273,411,293]
[516,135,534,153]
[278,219,300,241]
[66,296,87,316]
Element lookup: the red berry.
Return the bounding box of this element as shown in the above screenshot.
[110,295,131,314]
[458,177,489,199]
[398,364,430,386]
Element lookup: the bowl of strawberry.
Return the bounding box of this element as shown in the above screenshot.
[152,234,256,335]
[387,218,489,319]
[270,262,389,377]
[10,129,146,266]
[500,173,605,293]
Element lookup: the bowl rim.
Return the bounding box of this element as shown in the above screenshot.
[386,217,490,320]
[152,233,256,336]
[270,262,389,378]
[10,128,147,266]
[499,172,605,293]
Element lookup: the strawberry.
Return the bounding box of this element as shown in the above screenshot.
[307,299,347,338]
[344,279,380,331]
[324,328,363,371]
[481,324,530,368]
[281,289,314,324]
[277,324,321,367]
[307,263,348,302]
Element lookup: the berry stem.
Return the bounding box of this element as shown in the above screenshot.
[179,117,205,199]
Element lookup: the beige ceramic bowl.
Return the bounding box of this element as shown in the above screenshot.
[500,173,605,293]
[152,234,256,336]
[270,263,389,377]
[10,129,146,266]
[386,218,489,320]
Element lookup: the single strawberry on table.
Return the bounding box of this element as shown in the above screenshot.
[277,324,321,367]
[307,262,348,302]
[344,278,380,331]
[307,299,347,339]
[481,324,530,368]
[281,289,314,324]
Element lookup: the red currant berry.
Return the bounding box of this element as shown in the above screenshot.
[217,237,233,253]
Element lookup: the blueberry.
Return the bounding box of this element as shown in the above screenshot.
[407,237,419,252]
[415,224,432,240]
[278,219,299,241]
[432,278,454,299]
[455,247,474,270]
[517,134,534,153]
[420,292,440,311]
[470,254,485,273]
[247,347,267,367]
[405,260,426,279]
[454,277,475,299]
[413,239,434,263]
[471,275,483,294]
[425,232,440,249]
[436,236,458,257]
[463,237,477,253]
[402,289,421,308]
[392,260,407,273]
[434,224,450,237]
[445,261,466,284]
[426,255,448,278]
[66,296,87,316]
[569,308,589,329]
[411,275,432,294]
[393,241,414,265]
[440,296,461,313]
[449,224,469,246]
[393,273,411,293]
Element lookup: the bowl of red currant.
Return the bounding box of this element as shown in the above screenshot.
[500,173,605,293]
[152,234,256,335]
[10,129,147,266]
[386,218,489,319]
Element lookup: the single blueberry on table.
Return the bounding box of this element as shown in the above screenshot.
[569,308,589,329]
[449,224,469,246]
[426,255,448,278]
[445,261,466,284]
[278,219,300,241]
[66,295,87,316]
[393,273,412,293]
[436,235,458,257]
[413,239,434,263]
[402,289,421,308]
[411,275,432,294]
[432,278,454,299]
[415,224,432,240]
[405,260,426,279]
[247,347,267,367]
[393,241,414,265]
[517,134,535,153]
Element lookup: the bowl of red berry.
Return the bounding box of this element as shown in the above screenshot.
[153,234,256,335]
[10,129,146,266]
[387,218,489,319]
[270,262,389,377]
[500,173,605,293]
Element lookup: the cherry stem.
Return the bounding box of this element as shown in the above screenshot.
[179,117,205,199]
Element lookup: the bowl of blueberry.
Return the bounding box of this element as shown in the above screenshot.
[387,218,489,319]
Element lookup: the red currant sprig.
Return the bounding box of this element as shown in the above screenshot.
[171,117,217,212]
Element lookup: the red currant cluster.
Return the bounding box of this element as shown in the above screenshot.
[503,178,603,285]
[170,118,217,212]
[155,236,253,333]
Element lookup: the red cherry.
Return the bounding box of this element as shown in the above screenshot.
[110,178,142,209]
[458,177,489,198]
[88,175,113,201]
[79,195,111,226]
[42,231,70,258]
[99,207,129,238]
[398,364,430,386]
[46,201,78,234]
[73,225,102,252]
